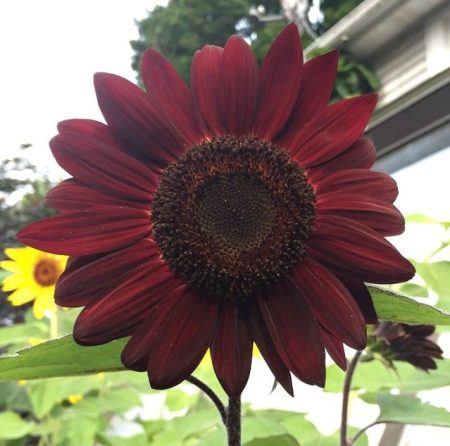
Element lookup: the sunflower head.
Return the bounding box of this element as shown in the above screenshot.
[17,24,415,398]
[369,322,443,371]
[1,247,67,319]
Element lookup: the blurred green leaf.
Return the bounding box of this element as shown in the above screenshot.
[369,285,450,324]
[98,433,149,446]
[325,359,450,393]
[28,375,102,418]
[280,415,367,446]
[413,261,450,310]
[55,415,99,446]
[0,382,31,412]
[151,409,219,445]
[166,388,198,411]
[0,412,33,440]
[242,417,288,443]
[406,214,450,228]
[398,283,428,298]
[0,336,127,381]
[377,394,450,427]
[245,434,299,446]
[0,322,48,348]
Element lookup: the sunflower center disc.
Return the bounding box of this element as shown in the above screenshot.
[152,135,316,299]
[33,260,59,287]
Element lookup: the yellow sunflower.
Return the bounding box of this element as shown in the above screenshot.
[1,247,67,319]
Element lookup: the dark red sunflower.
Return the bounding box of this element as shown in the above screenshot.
[18,25,415,398]
[371,322,443,371]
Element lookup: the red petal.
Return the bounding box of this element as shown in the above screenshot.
[317,193,405,235]
[338,276,378,324]
[291,257,366,350]
[320,328,347,370]
[307,215,415,283]
[94,73,183,166]
[73,258,182,345]
[314,169,398,203]
[307,137,376,183]
[219,36,257,135]
[211,301,253,398]
[247,305,294,396]
[253,24,303,140]
[46,179,149,213]
[122,286,218,389]
[57,119,118,146]
[141,49,205,144]
[191,45,225,136]
[278,50,338,145]
[258,283,326,386]
[17,207,151,256]
[56,237,159,307]
[50,132,157,201]
[290,94,377,167]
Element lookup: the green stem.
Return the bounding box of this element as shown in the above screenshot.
[49,306,59,339]
[186,375,226,424]
[340,351,362,446]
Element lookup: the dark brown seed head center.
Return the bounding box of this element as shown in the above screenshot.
[152,135,316,300]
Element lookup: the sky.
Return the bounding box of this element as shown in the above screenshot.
[0,0,168,176]
[1,1,450,445]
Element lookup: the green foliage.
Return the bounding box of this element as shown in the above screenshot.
[325,359,450,393]
[130,0,378,99]
[0,336,127,381]
[131,0,250,81]
[318,0,365,32]
[369,285,450,324]
[376,394,450,427]
[0,411,34,440]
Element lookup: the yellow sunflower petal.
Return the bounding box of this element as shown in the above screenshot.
[4,247,40,265]
[2,274,27,292]
[33,291,56,320]
[0,260,22,273]
[7,287,35,306]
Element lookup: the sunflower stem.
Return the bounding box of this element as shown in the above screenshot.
[226,397,241,446]
[340,350,362,446]
[186,375,227,424]
[49,306,59,339]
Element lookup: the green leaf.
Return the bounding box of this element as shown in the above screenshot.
[0,382,32,412]
[150,410,219,445]
[0,335,127,381]
[413,261,450,310]
[325,359,450,393]
[406,213,450,228]
[242,417,288,444]
[398,283,428,298]
[369,285,450,324]
[377,394,450,427]
[405,214,438,224]
[28,375,103,418]
[166,388,198,411]
[245,435,299,446]
[0,412,33,440]
[0,322,48,348]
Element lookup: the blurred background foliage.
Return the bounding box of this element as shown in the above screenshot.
[130,0,376,100]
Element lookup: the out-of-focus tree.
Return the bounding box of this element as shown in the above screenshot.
[0,147,54,324]
[131,0,251,81]
[318,0,364,32]
[131,0,376,100]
